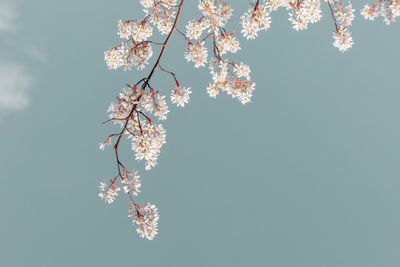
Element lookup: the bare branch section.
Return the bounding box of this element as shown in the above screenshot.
[99,0,400,240]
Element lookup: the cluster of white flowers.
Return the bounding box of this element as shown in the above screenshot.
[197,0,233,31]
[185,0,236,52]
[207,59,255,105]
[241,0,322,35]
[241,2,271,39]
[238,0,354,52]
[100,0,400,240]
[130,203,159,240]
[184,1,256,104]
[105,42,153,71]
[107,87,140,123]
[139,92,170,121]
[99,168,142,204]
[128,119,167,170]
[104,0,181,71]
[328,0,355,52]
[171,85,192,107]
[98,169,158,240]
[106,87,168,170]
[105,16,156,70]
[117,20,153,41]
[98,181,121,204]
[361,0,400,24]
[217,32,241,55]
[142,0,178,34]
[287,0,322,31]
[185,19,208,40]
[184,41,208,68]
[121,169,141,195]
[100,1,191,240]
[98,161,159,240]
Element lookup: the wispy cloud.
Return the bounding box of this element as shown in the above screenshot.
[24,43,47,63]
[0,0,42,114]
[0,0,18,32]
[0,63,32,112]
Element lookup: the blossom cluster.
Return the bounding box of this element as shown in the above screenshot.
[100,0,399,240]
[104,37,153,71]
[361,0,400,24]
[185,0,256,104]
[100,0,191,240]
[98,168,159,240]
[130,203,159,240]
[106,86,168,170]
[207,60,255,104]
[328,0,355,52]
[287,0,322,31]
[241,2,271,39]
[104,0,180,70]
[239,0,353,52]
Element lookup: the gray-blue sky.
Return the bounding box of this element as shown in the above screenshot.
[1,1,400,266]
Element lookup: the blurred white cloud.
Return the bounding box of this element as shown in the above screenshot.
[0,0,41,113]
[24,43,47,63]
[0,63,32,111]
[0,0,18,32]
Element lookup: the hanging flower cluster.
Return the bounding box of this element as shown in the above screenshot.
[327,0,355,52]
[361,0,400,24]
[185,0,256,104]
[99,0,399,240]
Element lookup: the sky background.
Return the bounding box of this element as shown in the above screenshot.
[1,0,400,266]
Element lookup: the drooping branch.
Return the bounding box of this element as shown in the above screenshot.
[99,0,400,241]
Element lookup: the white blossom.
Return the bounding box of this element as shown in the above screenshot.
[117,20,134,39]
[333,27,353,52]
[99,136,112,150]
[100,0,400,241]
[133,203,159,240]
[329,1,354,52]
[361,0,400,24]
[361,4,379,21]
[216,33,240,55]
[267,0,291,11]
[234,63,251,80]
[171,86,192,107]
[98,181,121,204]
[108,87,140,123]
[127,120,167,171]
[140,0,153,10]
[184,41,208,68]
[153,94,170,121]
[132,21,153,42]
[288,0,322,31]
[121,169,141,195]
[208,59,256,104]
[241,3,271,39]
[198,0,233,31]
[139,92,156,114]
[104,46,125,70]
[105,42,153,71]
[146,0,178,35]
[186,19,208,40]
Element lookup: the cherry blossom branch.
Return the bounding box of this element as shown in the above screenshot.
[143,0,185,89]
[100,0,187,240]
[328,1,340,29]
[100,0,400,241]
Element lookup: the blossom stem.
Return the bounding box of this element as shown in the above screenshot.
[327,1,339,30]
[111,0,186,205]
[142,0,186,89]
